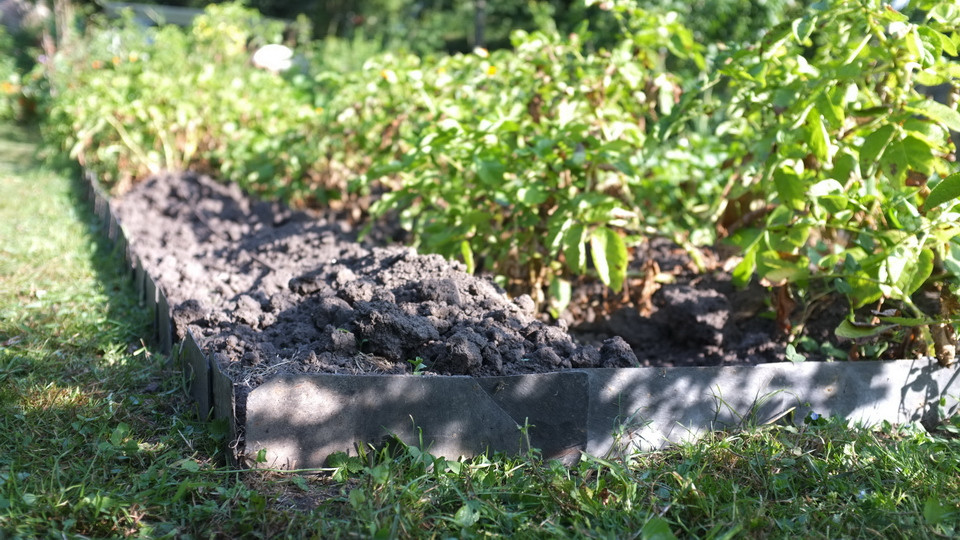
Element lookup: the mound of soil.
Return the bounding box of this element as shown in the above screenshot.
[112,172,828,396]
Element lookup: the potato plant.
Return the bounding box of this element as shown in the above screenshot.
[365,10,704,310]
[665,0,960,361]
[43,4,323,199]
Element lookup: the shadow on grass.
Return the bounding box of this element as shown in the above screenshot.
[0,125,242,536]
[0,123,214,445]
[53,141,195,402]
[0,123,43,175]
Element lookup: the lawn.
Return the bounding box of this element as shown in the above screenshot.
[1,122,959,538]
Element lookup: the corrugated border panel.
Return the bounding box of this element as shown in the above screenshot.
[182,330,213,420]
[211,360,238,465]
[144,274,158,341]
[157,288,172,355]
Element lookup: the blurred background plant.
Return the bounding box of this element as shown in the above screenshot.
[0,25,19,120]
[0,0,49,122]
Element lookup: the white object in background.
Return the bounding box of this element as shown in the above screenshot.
[252,44,294,73]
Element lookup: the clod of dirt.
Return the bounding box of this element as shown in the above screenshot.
[654,285,730,347]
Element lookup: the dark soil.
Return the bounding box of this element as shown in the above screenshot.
[112,171,848,396]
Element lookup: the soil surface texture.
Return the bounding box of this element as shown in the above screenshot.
[112,172,827,396]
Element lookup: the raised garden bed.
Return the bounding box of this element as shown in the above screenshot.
[84,170,960,469]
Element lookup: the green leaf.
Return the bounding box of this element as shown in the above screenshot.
[563,224,587,274]
[899,248,934,298]
[915,68,949,86]
[730,228,763,287]
[756,250,809,284]
[876,315,928,326]
[913,27,940,68]
[767,224,810,253]
[291,476,309,491]
[879,138,909,183]
[924,172,960,211]
[902,135,936,175]
[835,319,895,340]
[809,179,847,213]
[368,159,405,178]
[906,100,960,132]
[928,3,960,25]
[348,488,366,509]
[732,250,756,288]
[815,91,843,129]
[846,277,884,308]
[641,517,678,540]
[460,240,475,274]
[935,28,957,56]
[807,113,830,163]
[773,166,806,211]
[859,124,896,178]
[110,423,130,446]
[547,217,573,252]
[830,151,857,183]
[476,159,505,186]
[444,460,463,474]
[923,496,952,525]
[791,16,817,44]
[517,185,548,205]
[785,343,806,362]
[178,459,200,472]
[905,117,950,148]
[454,501,481,527]
[590,227,629,292]
[548,277,572,319]
[327,451,351,468]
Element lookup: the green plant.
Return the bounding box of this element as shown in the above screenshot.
[42,3,323,199]
[0,25,31,122]
[407,356,428,374]
[366,9,704,311]
[665,0,960,362]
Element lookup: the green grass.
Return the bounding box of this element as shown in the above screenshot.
[1,122,959,538]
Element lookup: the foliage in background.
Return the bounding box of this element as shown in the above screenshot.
[0,15,44,122]
[115,0,803,54]
[0,25,18,121]
[42,4,321,196]
[653,0,804,44]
